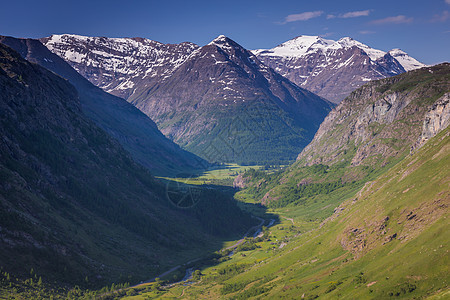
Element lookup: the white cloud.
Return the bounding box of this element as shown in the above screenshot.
[431,10,449,22]
[283,11,324,23]
[320,32,334,37]
[370,15,413,25]
[359,30,376,34]
[446,0,450,5]
[326,10,370,20]
[340,10,371,18]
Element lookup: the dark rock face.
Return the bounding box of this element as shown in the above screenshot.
[42,34,334,164]
[253,36,426,103]
[1,36,207,176]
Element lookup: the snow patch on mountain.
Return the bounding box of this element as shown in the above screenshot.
[253,35,424,73]
[388,48,428,71]
[253,35,427,103]
[41,34,199,99]
[253,35,335,57]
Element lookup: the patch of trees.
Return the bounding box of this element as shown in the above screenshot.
[216,263,251,282]
[235,238,259,252]
[267,180,357,208]
[220,281,248,295]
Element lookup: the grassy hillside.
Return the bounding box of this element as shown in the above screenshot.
[236,64,449,220]
[124,121,449,300]
[114,65,450,299]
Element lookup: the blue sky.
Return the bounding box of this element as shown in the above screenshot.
[1,0,449,64]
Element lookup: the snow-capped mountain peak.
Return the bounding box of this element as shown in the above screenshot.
[208,35,235,46]
[41,34,199,99]
[253,35,335,57]
[388,48,428,71]
[211,34,227,42]
[207,35,242,53]
[253,35,426,103]
[335,36,358,48]
[280,35,332,49]
[333,37,385,61]
[253,35,389,61]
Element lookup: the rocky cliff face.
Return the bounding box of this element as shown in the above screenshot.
[253,35,427,103]
[297,63,450,168]
[233,174,248,189]
[415,93,450,148]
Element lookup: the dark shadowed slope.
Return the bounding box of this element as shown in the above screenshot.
[0,36,207,176]
[0,43,254,288]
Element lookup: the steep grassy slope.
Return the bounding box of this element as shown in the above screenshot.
[134,118,449,300]
[0,36,207,176]
[236,64,449,220]
[0,43,255,292]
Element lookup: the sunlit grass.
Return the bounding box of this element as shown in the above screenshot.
[123,128,449,299]
[157,163,265,186]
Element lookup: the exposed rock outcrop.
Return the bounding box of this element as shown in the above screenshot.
[233,174,247,189]
[297,64,450,168]
[414,93,450,149]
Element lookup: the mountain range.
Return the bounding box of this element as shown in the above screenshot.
[40,34,199,101]
[253,35,427,103]
[42,34,334,164]
[0,36,206,176]
[39,34,428,163]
